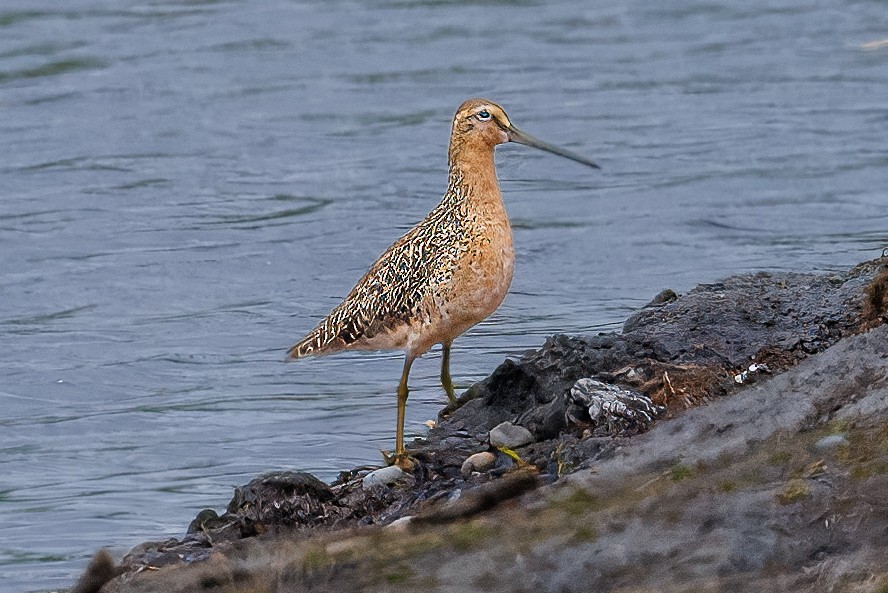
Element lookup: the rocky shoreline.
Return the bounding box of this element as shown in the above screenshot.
[70,256,888,593]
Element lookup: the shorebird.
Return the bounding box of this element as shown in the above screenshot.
[287,98,598,464]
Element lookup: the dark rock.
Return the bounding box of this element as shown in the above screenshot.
[186,509,220,535]
[450,258,883,434]
[223,471,340,535]
[647,288,679,306]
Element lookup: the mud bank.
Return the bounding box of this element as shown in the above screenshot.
[70,257,888,593]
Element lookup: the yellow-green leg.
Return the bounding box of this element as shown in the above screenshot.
[395,354,415,457]
[440,341,457,405]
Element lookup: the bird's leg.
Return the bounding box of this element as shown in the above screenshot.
[382,355,418,470]
[440,341,457,405]
[394,354,415,458]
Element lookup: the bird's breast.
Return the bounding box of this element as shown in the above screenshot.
[398,184,516,356]
[428,213,514,338]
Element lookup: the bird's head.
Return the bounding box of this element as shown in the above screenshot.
[450,98,599,169]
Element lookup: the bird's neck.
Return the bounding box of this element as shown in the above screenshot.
[445,145,502,212]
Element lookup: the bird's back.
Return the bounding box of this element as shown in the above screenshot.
[287,178,512,359]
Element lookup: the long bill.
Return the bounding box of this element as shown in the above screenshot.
[506,126,600,169]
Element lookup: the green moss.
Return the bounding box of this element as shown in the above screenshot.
[357,529,449,585]
[555,487,601,516]
[384,564,413,583]
[449,521,493,551]
[824,418,854,434]
[670,464,694,482]
[836,419,888,480]
[767,450,793,466]
[405,532,445,556]
[850,460,888,480]
[571,525,597,543]
[777,479,808,505]
[717,480,737,493]
[302,546,332,572]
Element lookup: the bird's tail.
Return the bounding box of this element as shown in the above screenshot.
[286,330,324,360]
[288,305,363,360]
[287,319,344,360]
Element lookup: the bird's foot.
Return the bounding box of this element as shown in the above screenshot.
[380,449,417,472]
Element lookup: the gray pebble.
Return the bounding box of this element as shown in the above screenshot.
[460,451,496,477]
[814,434,849,451]
[488,421,533,449]
[362,465,406,489]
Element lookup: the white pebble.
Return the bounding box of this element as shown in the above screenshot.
[386,516,414,532]
[814,434,849,451]
[362,465,406,489]
[461,451,496,476]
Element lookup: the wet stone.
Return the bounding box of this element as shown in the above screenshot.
[227,471,335,528]
[362,465,407,489]
[461,451,496,476]
[489,422,534,449]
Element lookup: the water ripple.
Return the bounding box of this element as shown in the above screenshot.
[0,57,105,83]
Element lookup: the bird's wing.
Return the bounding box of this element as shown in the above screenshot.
[287,221,444,358]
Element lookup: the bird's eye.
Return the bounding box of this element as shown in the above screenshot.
[477,110,491,121]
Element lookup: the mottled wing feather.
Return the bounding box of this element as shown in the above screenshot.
[287,199,468,359]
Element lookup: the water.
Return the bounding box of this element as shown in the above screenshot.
[1,0,885,590]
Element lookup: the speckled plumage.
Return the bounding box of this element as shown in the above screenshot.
[287,98,598,460]
[287,166,512,361]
